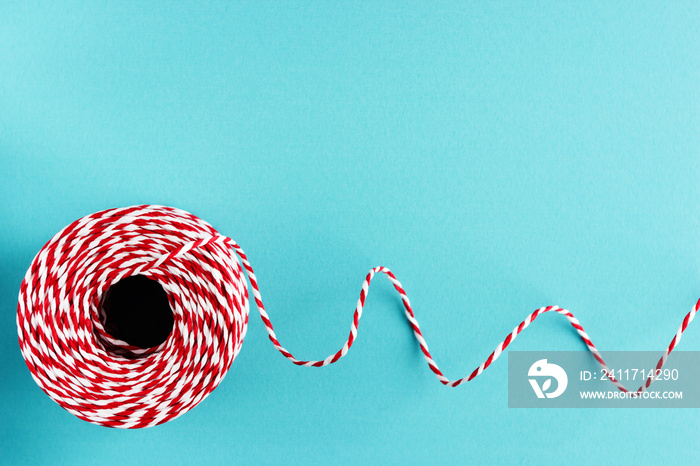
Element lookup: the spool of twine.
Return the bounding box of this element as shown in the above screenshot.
[17,205,699,428]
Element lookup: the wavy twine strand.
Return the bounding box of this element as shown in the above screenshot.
[227,238,699,395]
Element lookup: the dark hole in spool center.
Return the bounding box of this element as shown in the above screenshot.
[100,275,174,349]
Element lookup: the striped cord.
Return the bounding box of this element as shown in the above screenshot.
[17,205,699,428]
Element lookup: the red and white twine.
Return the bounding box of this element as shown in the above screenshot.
[17,205,699,428]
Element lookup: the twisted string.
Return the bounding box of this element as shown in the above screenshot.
[17,205,699,429]
[228,238,699,394]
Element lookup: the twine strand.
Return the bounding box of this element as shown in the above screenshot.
[229,237,699,393]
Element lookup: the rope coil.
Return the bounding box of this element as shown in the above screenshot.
[17,205,699,428]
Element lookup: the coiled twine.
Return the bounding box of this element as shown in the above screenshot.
[17,206,248,428]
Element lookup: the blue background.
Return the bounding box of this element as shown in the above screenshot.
[1,2,699,464]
